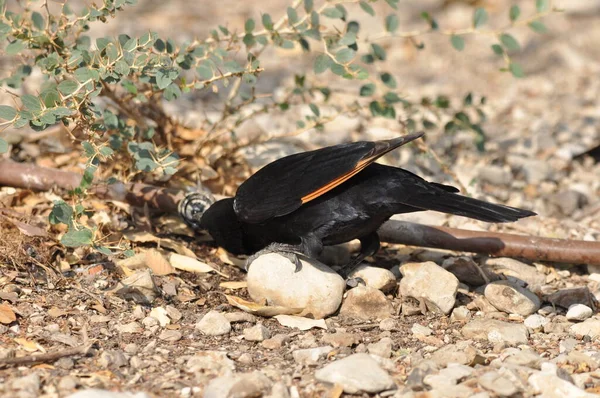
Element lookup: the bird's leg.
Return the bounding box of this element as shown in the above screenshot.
[245,234,323,272]
[340,233,381,282]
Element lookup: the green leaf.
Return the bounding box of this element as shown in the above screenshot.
[500,33,520,51]
[49,201,73,226]
[74,67,99,82]
[314,54,332,74]
[380,72,397,88]
[0,137,7,154]
[335,48,355,64]
[61,228,94,247]
[245,18,255,33]
[0,105,17,121]
[287,7,299,24]
[491,44,504,56]
[156,67,179,89]
[384,92,402,104]
[536,0,550,13]
[464,92,473,106]
[82,141,95,157]
[385,14,399,33]
[32,11,45,30]
[450,35,465,51]
[473,8,488,28]
[371,43,386,60]
[359,83,375,96]
[197,62,213,80]
[529,21,547,33]
[6,40,25,55]
[385,0,398,9]
[21,94,42,112]
[322,7,344,19]
[262,13,273,30]
[509,62,524,78]
[58,80,79,95]
[123,37,137,52]
[509,5,520,22]
[359,1,375,16]
[338,32,356,46]
[309,103,320,116]
[304,0,313,13]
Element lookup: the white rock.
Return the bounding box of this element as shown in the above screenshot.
[524,314,548,330]
[484,280,541,316]
[339,285,394,320]
[347,264,397,293]
[292,346,334,366]
[367,337,393,358]
[451,307,472,322]
[315,353,396,394]
[247,254,345,319]
[570,319,600,338]
[399,262,459,315]
[244,324,271,342]
[478,371,519,397]
[566,304,593,321]
[66,390,150,398]
[204,371,272,398]
[529,369,597,398]
[195,311,231,336]
[462,319,529,345]
[411,324,432,337]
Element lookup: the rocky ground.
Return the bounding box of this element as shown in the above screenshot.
[2,0,600,397]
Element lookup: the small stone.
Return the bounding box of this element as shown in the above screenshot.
[347,264,397,293]
[66,390,151,398]
[478,165,512,186]
[503,349,542,368]
[196,311,231,336]
[546,287,595,310]
[412,324,432,337]
[478,371,519,397]
[484,280,541,316]
[442,256,496,287]
[267,382,290,398]
[262,334,289,349]
[529,369,597,398]
[399,262,459,315]
[560,338,578,354]
[185,351,235,375]
[57,376,78,391]
[292,346,334,366]
[379,318,397,331]
[339,285,393,320]
[223,312,257,323]
[524,314,548,330]
[244,324,271,342]
[367,337,393,358]
[315,353,396,394]
[462,319,529,345]
[424,363,473,388]
[149,306,170,327]
[566,304,593,321]
[322,331,359,348]
[204,371,272,398]
[98,350,128,368]
[483,258,545,293]
[451,307,472,322]
[238,353,253,365]
[113,270,158,304]
[247,253,345,319]
[570,319,600,338]
[430,343,478,366]
[159,329,182,341]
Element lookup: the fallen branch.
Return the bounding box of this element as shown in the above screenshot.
[0,343,94,367]
[378,221,600,266]
[1,159,600,266]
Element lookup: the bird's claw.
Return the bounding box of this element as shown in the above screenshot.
[244,244,303,272]
[345,277,366,288]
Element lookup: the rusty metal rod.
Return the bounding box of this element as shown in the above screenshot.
[378,220,600,265]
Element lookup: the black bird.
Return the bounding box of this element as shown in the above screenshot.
[179,133,536,270]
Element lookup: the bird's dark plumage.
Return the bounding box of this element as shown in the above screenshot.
[181,133,536,267]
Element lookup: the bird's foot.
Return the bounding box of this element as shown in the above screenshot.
[245,243,303,272]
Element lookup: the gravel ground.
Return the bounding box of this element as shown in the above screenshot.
[2,0,600,397]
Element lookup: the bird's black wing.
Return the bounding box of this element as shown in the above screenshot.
[234,132,424,223]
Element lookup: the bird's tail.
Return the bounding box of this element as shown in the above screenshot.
[414,191,536,222]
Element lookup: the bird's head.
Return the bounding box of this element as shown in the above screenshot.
[178,191,216,231]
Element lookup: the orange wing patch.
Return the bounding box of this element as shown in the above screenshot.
[300,157,373,204]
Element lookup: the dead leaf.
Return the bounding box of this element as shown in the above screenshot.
[123,231,160,243]
[145,249,176,275]
[219,281,247,290]
[14,338,45,353]
[325,384,344,398]
[116,252,146,271]
[274,315,327,330]
[160,239,196,257]
[225,295,302,317]
[47,306,68,318]
[217,247,246,268]
[169,253,227,276]
[0,214,48,237]
[0,304,17,324]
